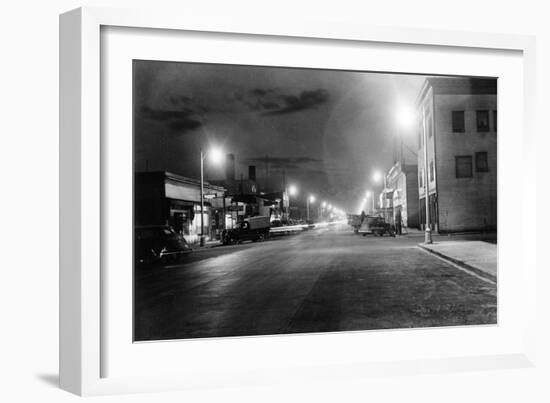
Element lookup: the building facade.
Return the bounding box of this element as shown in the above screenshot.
[135,171,229,244]
[416,77,497,233]
[211,155,289,224]
[386,161,420,229]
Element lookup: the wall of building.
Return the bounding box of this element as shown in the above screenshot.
[405,171,420,228]
[416,87,439,230]
[134,173,167,226]
[417,87,438,201]
[434,93,497,232]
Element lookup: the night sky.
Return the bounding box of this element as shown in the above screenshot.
[133,60,426,212]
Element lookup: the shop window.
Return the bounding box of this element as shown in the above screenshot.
[476,110,490,132]
[456,156,473,178]
[452,111,465,133]
[476,152,488,172]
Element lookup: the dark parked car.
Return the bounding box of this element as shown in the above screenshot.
[135,225,192,264]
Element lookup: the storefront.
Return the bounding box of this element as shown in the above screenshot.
[135,171,228,244]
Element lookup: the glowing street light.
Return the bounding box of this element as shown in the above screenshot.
[358,198,367,214]
[394,103,432,243]
[208,147,224,165]
[200,146,224,246]
[396,104,416,130]
[306,194,316,222]
[365,190,374,214]
[372,169,388,221]
[288,184,298,197]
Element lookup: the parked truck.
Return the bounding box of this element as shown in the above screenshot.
[347,214,362,233]
[221,216,271,245]
[358,215,395,237]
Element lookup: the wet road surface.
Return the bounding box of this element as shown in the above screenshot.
[134,225,496,341]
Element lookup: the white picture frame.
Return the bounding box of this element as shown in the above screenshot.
[60,7,537,396]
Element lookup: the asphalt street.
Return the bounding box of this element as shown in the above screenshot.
[134,225,497,341]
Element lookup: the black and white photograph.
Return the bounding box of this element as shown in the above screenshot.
[133,60,498,342]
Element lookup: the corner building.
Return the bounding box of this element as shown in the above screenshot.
[416,77,497,233]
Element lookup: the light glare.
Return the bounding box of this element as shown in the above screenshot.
[209,147,224,164]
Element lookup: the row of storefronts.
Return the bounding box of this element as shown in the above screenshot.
[135,171,288,244]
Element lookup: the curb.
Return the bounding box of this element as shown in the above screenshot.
[417,244,497,283]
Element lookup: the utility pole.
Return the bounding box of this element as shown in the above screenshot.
[422,105,432,244]
[199,150,205,247]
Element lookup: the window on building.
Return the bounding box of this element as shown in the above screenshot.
[476,110,490,132]
[456,156,473,178]
[476,152,488,172]
[452,111,465,133]
[493,110,497,132]
[429,161,434,182]
[419,169,424,188]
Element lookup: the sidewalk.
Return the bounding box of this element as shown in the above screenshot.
[201,239,222,248]
[418,240,497,282]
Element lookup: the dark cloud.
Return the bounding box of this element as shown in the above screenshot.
[169,95,193,106]
[138,105,203,133]
[265,89,330,115]
[236,88,330,116]
[246,156,322,170]
[250,88,273,97]
[261,102,281,110]
[168,118,202,131]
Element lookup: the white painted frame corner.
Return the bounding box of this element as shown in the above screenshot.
[60,6,537,396]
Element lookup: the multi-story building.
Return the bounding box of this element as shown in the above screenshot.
[416,77,497,233]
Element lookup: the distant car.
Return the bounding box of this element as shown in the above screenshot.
[135,225,192,264]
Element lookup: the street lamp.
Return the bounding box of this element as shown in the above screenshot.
[306,195,315,222]
[199,146,224,246]
[396,104,416,130]
[396,104,432,244]
[372,170,387,220]
[321,201,327,221]
[419,105,432,244]
[286,184,298,221]
[365,191,374,215]
[288,184,298,197]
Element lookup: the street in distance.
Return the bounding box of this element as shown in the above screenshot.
[133,60,497,341]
